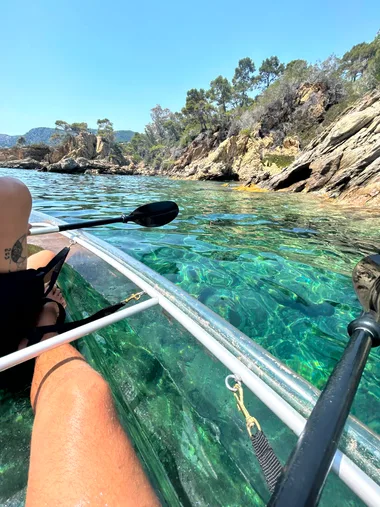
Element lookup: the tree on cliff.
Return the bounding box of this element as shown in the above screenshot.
[162,112,184,143]
[148,105,183,143]
[126,29,380,172]
[17,136,26,146]
[126,132,148,160]
[182,89,213,130]
[368,47,380,84]
[340,41,378,81]
[366,32,380,85]
[284,59,309,77]
[232,57,256,107]
[51,121,89,143]
[55,120,89,134]
[97,118,115,142]
[208,76,233,112]
[257,56,285,89]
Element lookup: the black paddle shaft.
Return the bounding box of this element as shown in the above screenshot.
[269,313,380,507]
[59,216,122,231]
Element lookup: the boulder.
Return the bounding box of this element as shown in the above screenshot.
[0,158,43,169]
[84,164,135,176]
[67,132,97,159]
[46,162,62,172]
[0,146,50,163]
[46,160,84,173]
[0,130,127,173]
[328,107,378,146]
[47,143,68,164]
[164,128,296,182]
[76,157,92,169]
[96,136,111,158]
[96,136,126,165]
[60,157,79,171]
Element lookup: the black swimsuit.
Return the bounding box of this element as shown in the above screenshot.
[0,247,69,391]
[0,246,126,391]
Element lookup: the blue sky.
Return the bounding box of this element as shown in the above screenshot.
[1,0,379,135]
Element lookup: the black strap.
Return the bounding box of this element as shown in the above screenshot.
[251,430,283,493]
[43,297,67,326]
[27,300,126,347]
[61,301,126,331]
[27,297,67,346]
[38,247,70,296]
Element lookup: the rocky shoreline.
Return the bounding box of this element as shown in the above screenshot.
[1,90,379,207]
[158,89,380,207]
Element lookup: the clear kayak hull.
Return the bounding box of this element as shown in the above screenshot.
[1,211,379,506]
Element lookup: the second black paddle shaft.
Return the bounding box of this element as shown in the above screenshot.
[269,313,380,507]
[59,216,124,231]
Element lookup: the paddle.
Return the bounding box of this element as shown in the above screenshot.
[268,254,380,507]
[30,201,179,236]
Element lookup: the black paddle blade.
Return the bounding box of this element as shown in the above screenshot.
[353,254,380,321]
[125,201,179,227]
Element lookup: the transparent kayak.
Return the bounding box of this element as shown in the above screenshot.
[1,210,379,506]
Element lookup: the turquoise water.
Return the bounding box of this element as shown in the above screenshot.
[1,168,380,505]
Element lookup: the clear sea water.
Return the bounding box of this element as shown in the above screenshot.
[1,168,379,506]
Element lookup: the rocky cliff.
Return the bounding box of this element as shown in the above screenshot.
[0,132,135,174]
[158,130,299,182]
[263,89,380,206]
[147,88,379,207]
[152,82,337,182]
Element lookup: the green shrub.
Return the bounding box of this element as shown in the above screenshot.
[262,154,295,168]
[132,154,142,164]
[28,143,49,149]
[179,125,201,147]
[321,94,359,128]
[161,159,175,170]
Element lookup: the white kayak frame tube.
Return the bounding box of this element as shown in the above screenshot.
[30,224,60,235]
[0,298,159,372]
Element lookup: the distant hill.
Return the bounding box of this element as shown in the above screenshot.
[0,127,136,147]
[114,130,136,143]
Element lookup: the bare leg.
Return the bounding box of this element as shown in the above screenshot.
[26,307,159,507]
[27,249,56,271]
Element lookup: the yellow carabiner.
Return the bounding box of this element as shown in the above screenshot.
[233,383,261,436]
[123,291,145,304]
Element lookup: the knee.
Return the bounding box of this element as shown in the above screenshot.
[27,249,56,270]
[35,249,56,262]
[66,367,113,406]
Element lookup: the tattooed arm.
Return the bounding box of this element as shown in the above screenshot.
[0,177,32,273]
[3,234,28,272]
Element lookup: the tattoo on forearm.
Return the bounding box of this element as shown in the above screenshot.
[4,234,27,270]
